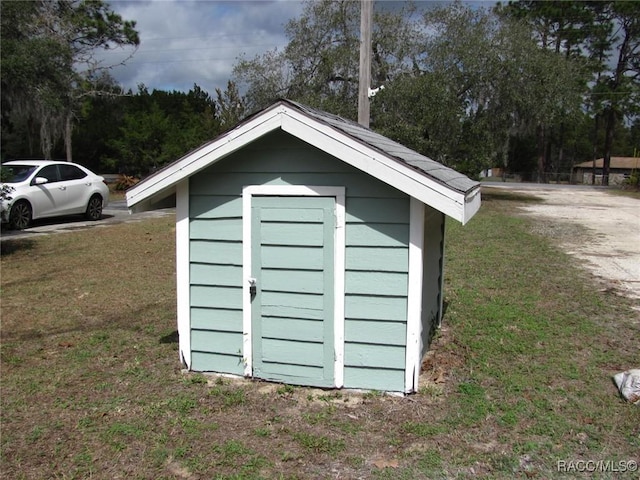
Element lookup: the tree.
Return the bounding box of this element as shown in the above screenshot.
[1,1,70,159]
[589,1,640,185]
[374,3,585,176]
[107,97,170,176]
[233,0,419,119]
[215,80,248,129]
[1,0,139,161]
[501,0,640,185]
[104,85,221,176]
[70,73,124,172]
[496,1,596,181]
[233,1,585,177]
[498,1,596,56]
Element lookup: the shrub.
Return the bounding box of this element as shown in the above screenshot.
[623,170,639,190]
[113,174,140,191]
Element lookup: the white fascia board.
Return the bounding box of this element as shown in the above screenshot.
[280,109,469,223]
[462,186,482,225]
[126,108,284,210]
[175,180,191,369]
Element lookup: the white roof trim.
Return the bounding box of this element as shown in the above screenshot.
[126,102,480,224]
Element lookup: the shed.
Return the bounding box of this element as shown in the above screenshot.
[126,100,481,394]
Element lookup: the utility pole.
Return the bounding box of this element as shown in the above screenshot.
[358,0,373,128]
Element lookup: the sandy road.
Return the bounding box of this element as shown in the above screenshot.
[485,183,640,304]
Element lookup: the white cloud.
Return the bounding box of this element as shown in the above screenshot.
[99,0,305,93]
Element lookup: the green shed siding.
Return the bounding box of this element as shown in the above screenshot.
[189,196,244,373]
[420,206,446,357]
[343,186,408,392]
[188,131,409,391]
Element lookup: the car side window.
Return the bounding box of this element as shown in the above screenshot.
[36,165,60,183]
[59,164,87,181]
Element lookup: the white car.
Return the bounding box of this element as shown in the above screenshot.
[0,160,110,230]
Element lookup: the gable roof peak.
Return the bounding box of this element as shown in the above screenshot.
[127,100,480,224]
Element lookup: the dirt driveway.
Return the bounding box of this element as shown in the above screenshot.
[485,184,640,304]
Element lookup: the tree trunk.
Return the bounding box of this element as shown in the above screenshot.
[536,124,546,183]
[602,107,615,186]
[557,122,565,183]
[591,114,599,185]
[65,114,73,162]
[545,135,552,182]
[600,16,633,187]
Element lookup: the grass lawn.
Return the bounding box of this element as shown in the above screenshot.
[1,191,638,479]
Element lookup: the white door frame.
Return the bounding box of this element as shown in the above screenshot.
[242,185,346,387]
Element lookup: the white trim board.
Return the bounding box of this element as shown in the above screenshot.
[405,198,425,393]
[176,179,191,369]
[281,112,467,222]
[242,185,346,387]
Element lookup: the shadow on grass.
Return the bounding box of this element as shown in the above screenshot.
[1,239,36,257]
[5,305,175,342]
[481,187,544,203]
[160,330,179,344]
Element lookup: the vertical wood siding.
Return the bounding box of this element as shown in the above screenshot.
[189,131,409,391]
[251,195,335,387]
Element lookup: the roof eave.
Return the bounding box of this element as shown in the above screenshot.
[126,101,481,224]
[126,103,285,211]
[280,107,478,223]
[462,185,482,225]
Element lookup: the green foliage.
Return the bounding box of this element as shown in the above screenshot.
[623,170,639,189]
[2,1,636,179]
[233,1,596,177]
[97,84,221,176]
[215,80,248,129]
[234,0,418,119]
[401,421,445,437]
[501,0,640,183]
[389,3,585,176]
[1,0,139,160]
[107,101,171,175]
[276,384,295,395]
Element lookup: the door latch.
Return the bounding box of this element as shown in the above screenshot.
[248,278,257,300]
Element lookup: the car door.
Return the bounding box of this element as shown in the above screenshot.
[29,165,67,219]
[58,164,90,214]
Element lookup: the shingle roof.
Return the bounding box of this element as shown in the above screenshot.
[288,100,479,195]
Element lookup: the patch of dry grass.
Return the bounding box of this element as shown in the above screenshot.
[1,200,638,479]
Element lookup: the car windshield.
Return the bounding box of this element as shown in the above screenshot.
[1,165,38,183]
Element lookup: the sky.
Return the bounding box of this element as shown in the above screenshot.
[101,1,496,95]
[101,0,307,94]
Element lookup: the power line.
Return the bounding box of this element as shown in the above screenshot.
[99,43,277,56]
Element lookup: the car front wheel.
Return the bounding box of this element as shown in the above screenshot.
[85,195,103,221]
[9,200,32,230]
